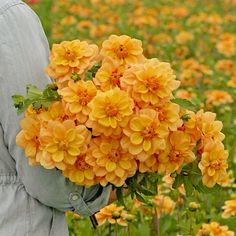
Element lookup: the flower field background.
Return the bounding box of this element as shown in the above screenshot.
[26,0,236,235]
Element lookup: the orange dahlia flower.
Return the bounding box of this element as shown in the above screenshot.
[199,141,228,187]
[86,138,137,187]
[121,109,167,161]
[205,90,233,107]
[158,131,195,174]
[88,88,134,130]
[16,116,41,165]
[63,154,96,187]
[222,198,236,219]
[100,35,144,65]
[93,58,125,91]
[121,59,180,105]
[95,203,129,226]
[39,120,90,170]
[59,80,97,123]
[152,195,175,217]
[46,40,98,86]
[197,222,234,236]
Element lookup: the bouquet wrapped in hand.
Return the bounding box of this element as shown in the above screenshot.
[13,35,230,206]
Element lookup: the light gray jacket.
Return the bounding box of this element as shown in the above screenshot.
[0,1,110,235]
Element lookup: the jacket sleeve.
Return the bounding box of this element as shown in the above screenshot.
[0,1,110,216]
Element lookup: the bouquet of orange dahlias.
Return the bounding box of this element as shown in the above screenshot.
[13,34,230,203]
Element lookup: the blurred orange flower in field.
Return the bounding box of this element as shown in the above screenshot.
[152,195,175,217]
[122,59,180,105]
[94,58,125,91]
[86,138,137,187]
[95,203,130,226]
[176,31,193,44]
[121,109,167,161]
[199,141,228,187]
[197,222,234,236]
[100,35,144,65]
[217,33,236,57]
[215,59,235,76]
[63,154,96,187]
[88,88,134,129]
[59,80,97,123]
[205,90,233,107]
[222,198,236,218]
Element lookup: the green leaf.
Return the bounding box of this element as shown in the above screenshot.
[183,177,194,196]
[137,185,156,196]
[172,98,197,112]
[194,182,221,194]
[172,174,184,189]
[135,192,145,202]
[116,187,126,207]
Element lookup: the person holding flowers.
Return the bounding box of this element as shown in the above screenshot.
[0,1,113,235]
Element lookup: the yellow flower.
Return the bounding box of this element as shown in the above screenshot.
[51,40,98,68]
[59,80,97,123]
[222,198,236,218]
[95,203,129,226]
[121,108,167,161]
[121,59,180,105]
[197,222,234,236]
[94,58,125,91]
[217,33,236,57]
[153,101,182,131]
[100,35,144,65]
[158,131,195,174]
[46,40,98,86]
[152,195,175,217]
[199,141,228,187]
[86,137,137,187]
[176,31,193,44]
[63,154,96,187]
[16,116,41,166]
[205,90,233,107]
[39,120,90,170]
[88,88,134,129]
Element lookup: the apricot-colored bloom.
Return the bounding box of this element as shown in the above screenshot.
[153,101,182,131]
[215,59,235,76]
[183,110,225,145]
[217,33,236,57]
[152,195,175,217]
[93,58,125,91]
[197,222,234,236]
[176,31,193,44]
[227,74,236,88]
[88,88,134,130]
[95,203,130,226]
[63,154,96,187]
[38,101,71,125]
[16,116,41,166]
[121,59,180,105]
[46,40,98,86]
[222,198,236,218]
[39,120,90,170]
[121,109,167,161]
[205,90,233,107]
[59,80,97,123]
[158,131,195,174]
[100,35,144,65]
[86,138,137,187]
[199,141,228,187]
